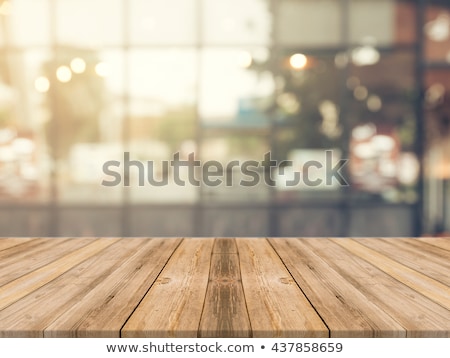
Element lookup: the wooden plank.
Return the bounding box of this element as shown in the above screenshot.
[236,238,328,338]
[307,239,450,337]
[0,238,139,337]
[269,238,405,337]
[417,237,450,252]
[0,238,94,287]
[212,238,238,254]
[0,238,51,262]
[356,238,450,286]
[0,238,35,252]
[0,238,119,312]
[331,238,450,311]
[44,238,182,337]
[199,238,251,337]
[122,238,214,338]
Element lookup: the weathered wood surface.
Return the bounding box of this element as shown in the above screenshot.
[0,237,449,338]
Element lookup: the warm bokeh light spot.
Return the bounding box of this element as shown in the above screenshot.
[34,76,50,93]
[70,57,86,74]
[56,66,72,83]
[95,62,110,77]
[289,53,307,70]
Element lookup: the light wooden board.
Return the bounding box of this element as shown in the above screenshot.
[331,238,450,312]
[198,239,251,337]
[268,238,405,337]
[320,239,450,337]
[0,238,119,314]
[236,238,329,338]
[0,237,449,338]
[0,238,94,287]
[44,238,182,338]
[122,238,214,337]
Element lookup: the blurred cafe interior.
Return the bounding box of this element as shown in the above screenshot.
[0,0,450,238]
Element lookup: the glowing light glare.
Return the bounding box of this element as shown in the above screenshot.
[0,1,12,16]
[95,62,110,77]
[238,51,253,68]
[372,135,396,152]
[34,76,50,93]
[353,142,376,159]
[354,86,368,101]
[70,57,86,74]
[12,138,35,155]
[426,83,445,105]
[352,123,376,141]
[367,95,382,112]
[397,153,420,185]
[351,46,380,66]
[56,66,72,83]
[289,54,308,70]
[425,13,450,42]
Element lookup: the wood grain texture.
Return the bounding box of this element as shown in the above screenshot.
[0,238,94,287]
[268,238,405,337]
[313,239,450,337]
[0,238,127,337]
[122,238,214,338]
[236,238,329,338]
[0,238,35,252]
[0,238,119,313]
[417,237,450,252]
[0,237,449,338]
[331,238,450,312]
[44,238,182,338]
[356,238,450,286]
[199,239,251,337]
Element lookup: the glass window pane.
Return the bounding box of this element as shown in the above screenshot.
[200,131,270,203]
[48,49,125,204]
[56,0,123,47]
[277,0,341,47]
[128,49,198,204]
[130,0,197,45]
[274,52,343,147]
[0,50,51,203]
[203,0,271,45]
[349,0,397,46]
[5,0,51,46]
[200,47,273,127]
[347,51,419,203]
[272,52,346,201]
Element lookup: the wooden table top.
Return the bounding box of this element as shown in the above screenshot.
[0,237,449,338]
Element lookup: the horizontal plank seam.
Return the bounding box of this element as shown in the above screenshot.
[0,238,118,312]
[355,238,450,292]
[0,238,89,288]
[371,239,450,288]
[335,238,450,314]
[0,238,39,253]
[416,238,450,252]
[267,238,331,338]
[119,238,185,338]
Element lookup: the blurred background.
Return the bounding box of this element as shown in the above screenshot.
[0,0,449,237]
